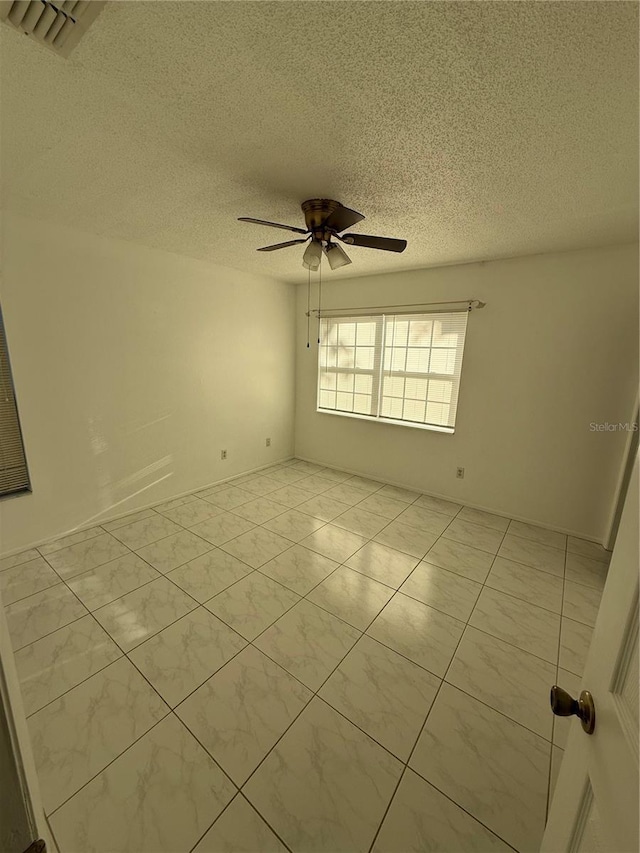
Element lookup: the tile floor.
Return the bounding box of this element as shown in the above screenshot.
[1,459,611,853]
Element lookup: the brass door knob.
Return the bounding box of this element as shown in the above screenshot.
[550,685,596,734]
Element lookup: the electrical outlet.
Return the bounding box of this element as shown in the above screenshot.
[220,450,227,460]
[456,467,465,479]
[265,438,271,447]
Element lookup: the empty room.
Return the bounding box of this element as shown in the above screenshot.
[0,2,638,853]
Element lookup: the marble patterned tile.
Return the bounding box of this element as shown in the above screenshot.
[110,516,183,551]
[66,553,160,611]
[206,572,300,640]
[485,556,563,613]
[6,584,87,650]
[374,521,438,559]
[356,493,408,519]
[377,484,421,504]
[93,576,197,651]
[177,645,311,785]
[507,520,567,550]
[159,498,223,527]
[295,474,338,495]
[311,468,351,483]
[322,483,372,505]
[565,553,609,591]
[102,508,157,531]
[258,545,339,595]
[296,494,353,522]
[415,494,462,517]
[44,533,131,581]
[301,524,368,564]
[267,468,309,486]
[193,795,288,853]
[423,538,494,583]
[29,657,168,813]
[372,769,512,853]
[559,617,593,676]
[344,475,384,493]
[401,562,482,621]
[447,626,556,739]
[550,746,564,806]
[410,683,549,853]
[166,549,253,603]
[221,527,292,569]
[455,506,509,532]
[129,608,246,707]
[254,600,360,691]
[0,548,40,572]
[189,512,256,546]
[332,506,389,538]
[202,486,256,511]
[14,615,122,716]
[307,566,395,631]
[563,581,602,627]
[442,518,504,555]
[396,505,452,537]
[469,587,561,663]
[231,496,288,525]
[243,697,402,853]
[0,557,60,605]
[38,526,104,556]
[320,635,440,761]
[288,460,325,474]
[239,475,283,496]
[262,509,326,542]
[367,593,464,678]
[552,669,581,749]
[498,534,565,577]
[345,541,418,589]
[152,495,198,513]
[567,536,611,564]
[50,714,235,853]
[135,530,213,574]
[268,485,314,508]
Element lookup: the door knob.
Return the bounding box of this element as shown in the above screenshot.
[550,685,596,734]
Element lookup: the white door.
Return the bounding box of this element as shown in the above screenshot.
[542,452,639,853]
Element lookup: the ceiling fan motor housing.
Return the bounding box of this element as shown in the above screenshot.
[301,198,342,237]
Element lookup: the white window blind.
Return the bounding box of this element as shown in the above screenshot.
[0,311,30,496]
[317,311,469,432]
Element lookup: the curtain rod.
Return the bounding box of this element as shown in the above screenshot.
[306,299,486,317]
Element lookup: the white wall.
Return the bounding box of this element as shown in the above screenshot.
[295,244,639,541]
[0,213,296,554]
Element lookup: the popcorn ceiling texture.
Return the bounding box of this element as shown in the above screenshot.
[1,0,637,284]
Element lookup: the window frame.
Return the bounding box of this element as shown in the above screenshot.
[316,310,469,434]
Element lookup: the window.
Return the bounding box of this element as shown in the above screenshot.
[317,311,469,432]
[0,309,30,497]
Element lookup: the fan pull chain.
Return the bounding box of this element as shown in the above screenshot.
[317,258,322,344]
[306,267,311,348]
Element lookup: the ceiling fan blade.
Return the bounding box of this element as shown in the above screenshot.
[323,205,365,233]
[340,233,407,253]
[238,217,308,235]
[324,242,352,270]
[257,238,309,252]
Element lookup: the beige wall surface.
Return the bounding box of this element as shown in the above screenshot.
[295,244,639,541]
[0,214,296,554]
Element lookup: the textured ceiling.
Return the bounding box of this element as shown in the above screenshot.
[1,1,637,284]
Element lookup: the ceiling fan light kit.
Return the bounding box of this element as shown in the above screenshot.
[238,199,407,271]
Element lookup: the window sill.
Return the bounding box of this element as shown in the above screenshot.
[316,407,455,434]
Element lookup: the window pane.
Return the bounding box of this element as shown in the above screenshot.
[406,348,430,373]
[354,394,372,414]
[391,348,406,371]
[432,318,462,347]
[405,377,427,399]
[383,376,405,397]
[320,371,337,390]
[320,346,338,368]
[429,348,456,374]
[337,323,356,346]
[381,397,403,419]
[336,391,353,411]
[355,347,374,369]
[403,399,426,422]
[426,401,451,425]
[325,323,338,344]
[356,322,377,345]
[355,374,373,394]
[408,320,433,346]
[337,347,355,368]
[337,373,354,392]
[428,380,453,403]
[319,390,336,409]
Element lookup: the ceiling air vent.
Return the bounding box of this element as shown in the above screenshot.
[0,0,105,58]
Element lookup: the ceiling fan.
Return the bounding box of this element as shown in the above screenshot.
[238,199,407,271]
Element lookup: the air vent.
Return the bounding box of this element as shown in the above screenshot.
[0,0,105,57]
